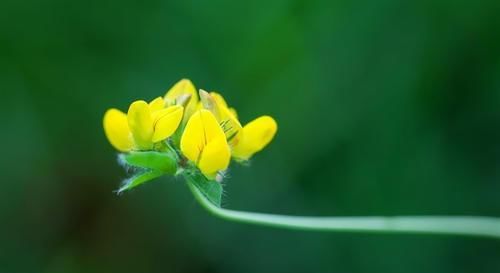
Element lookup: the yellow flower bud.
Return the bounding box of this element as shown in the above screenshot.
[180,109,231,179]
[199,90,242,142]
[164,79,198,122]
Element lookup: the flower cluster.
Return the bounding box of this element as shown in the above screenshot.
[103,79,277,182]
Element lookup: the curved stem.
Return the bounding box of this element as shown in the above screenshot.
[187,182,500,239]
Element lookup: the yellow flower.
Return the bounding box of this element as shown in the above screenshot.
[199,90,242,142]
[164,79,199,122]
[103,98,184,151]
[180,109,231,179]
[231,116,277,161]
[198,90,277,161]
[103,79,278,182]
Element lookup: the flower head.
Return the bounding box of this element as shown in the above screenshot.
[103,78,277,184]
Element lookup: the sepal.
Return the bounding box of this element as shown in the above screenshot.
[117,170,164,194]
[116,150,178,193]
[183,171,223,207]
[119,151,177,174]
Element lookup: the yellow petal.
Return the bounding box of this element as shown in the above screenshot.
[220,106,242,142]
[198,137,231,179]
[180,109,230,178]
[127,100,154,150]
[232,116,277,160]
[210,92,228,108]
[180,109,222,161]
[209,92,242,141]
[229,107,238,120]
[149,97,165,113]
[199,90,242,141]
[164,79,199,120]
[103,109,134,152]
[151,105,184,142]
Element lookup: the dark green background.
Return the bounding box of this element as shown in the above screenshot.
[1,0,500,272]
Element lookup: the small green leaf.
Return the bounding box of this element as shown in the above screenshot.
[184,172,222,207]
[119,151,177,174]
[118,170,164,193]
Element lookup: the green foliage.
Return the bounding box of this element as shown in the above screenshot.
[119,151,177,174]
[184,172,223,207]
[118,170,164,193]
[117,151,178,193]
[116,150,224,203]
[2,0,500,272]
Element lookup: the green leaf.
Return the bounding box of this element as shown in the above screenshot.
[119,151,177,174]
[117,170,164,193]
[184,172,222,207]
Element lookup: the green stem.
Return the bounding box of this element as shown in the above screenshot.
[187,182,500,239]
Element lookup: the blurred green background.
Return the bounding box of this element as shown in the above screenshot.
[1,0,500,272]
